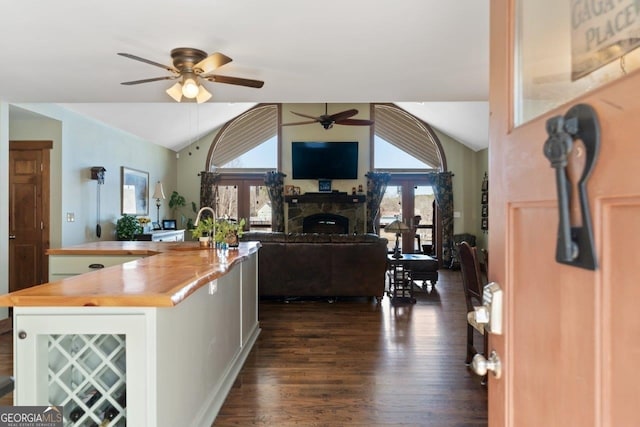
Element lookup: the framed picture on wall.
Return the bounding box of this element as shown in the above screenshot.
[121,166,149,215]
[285,185,295,196]
[481,191,488,204]
[481,204,488,217]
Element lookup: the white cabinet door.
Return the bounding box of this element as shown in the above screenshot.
[14,309,149,426]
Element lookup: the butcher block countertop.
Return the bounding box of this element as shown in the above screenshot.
[0,241,260,308]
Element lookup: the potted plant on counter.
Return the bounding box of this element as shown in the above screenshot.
[215,218,246,248]
[191,217,215,247]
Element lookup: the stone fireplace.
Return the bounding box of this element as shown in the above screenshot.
[303,213,349,234]
[286,193,366,234]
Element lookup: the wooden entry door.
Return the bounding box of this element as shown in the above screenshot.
[489,2,640,426]
[9,141,51,291]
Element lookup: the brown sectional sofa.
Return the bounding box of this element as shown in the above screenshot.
[240,232,389,301]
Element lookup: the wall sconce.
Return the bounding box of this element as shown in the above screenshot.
[152,181,166,224]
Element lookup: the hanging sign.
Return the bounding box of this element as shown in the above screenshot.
[571,0,640,80]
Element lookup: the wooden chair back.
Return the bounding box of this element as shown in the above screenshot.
[457,241,484,312]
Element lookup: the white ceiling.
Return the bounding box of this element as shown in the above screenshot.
[1,0,489,152]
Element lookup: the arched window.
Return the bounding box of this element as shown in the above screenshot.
[372,103,449,262]
[204,104,280,231]
[207,103,280,172]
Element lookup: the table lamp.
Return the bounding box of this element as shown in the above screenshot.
[152,181,166,224]
[384,219,410,258]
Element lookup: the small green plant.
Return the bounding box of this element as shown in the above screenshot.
[191,217,215,239]
[116,214,143,241]
[169,191,198,229]
[215,218,246,245]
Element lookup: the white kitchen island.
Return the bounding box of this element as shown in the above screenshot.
[0,241,261,427]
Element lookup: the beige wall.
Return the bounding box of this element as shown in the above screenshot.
[175,103,488,239]
[8,104,177,248]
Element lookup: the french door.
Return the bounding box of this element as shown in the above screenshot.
[215,174,272,232]
[378,176,439,258]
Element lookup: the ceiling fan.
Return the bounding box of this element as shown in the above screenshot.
[282,104,374,129]
[118,47,264,103]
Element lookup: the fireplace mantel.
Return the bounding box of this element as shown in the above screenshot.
[285,193,365,204]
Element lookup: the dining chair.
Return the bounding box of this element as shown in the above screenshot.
[457,241,488,384]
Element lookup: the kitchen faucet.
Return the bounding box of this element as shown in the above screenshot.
[194,206,217,245]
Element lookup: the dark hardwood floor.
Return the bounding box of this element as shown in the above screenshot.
[0,269,487,426]
[214,269,487,426]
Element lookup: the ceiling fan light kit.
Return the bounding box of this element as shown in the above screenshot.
[119,47,264,103]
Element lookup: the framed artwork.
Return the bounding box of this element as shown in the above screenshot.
[481,217,488,231]
[292,186,301,195]
[284,185,295,196]
[121,167,149,215]
[319,179,332,192]
[481,192,488,204]
[481,204,488,217]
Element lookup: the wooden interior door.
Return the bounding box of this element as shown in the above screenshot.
[9,141,51,291]
[489,2,640,426]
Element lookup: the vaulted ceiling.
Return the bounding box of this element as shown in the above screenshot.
[2,1,489,152]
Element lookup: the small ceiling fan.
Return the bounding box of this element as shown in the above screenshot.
[118,47,264,103]
[282,104,374,129]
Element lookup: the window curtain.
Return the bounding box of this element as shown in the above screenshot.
[365,171,391,233]
[430,172,454,265]
[199,171,220,215]
[264,171,286,232]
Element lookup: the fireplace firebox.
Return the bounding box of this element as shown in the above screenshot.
[303,213,349,234]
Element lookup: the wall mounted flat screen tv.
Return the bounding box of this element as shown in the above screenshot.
[291,141,358,180]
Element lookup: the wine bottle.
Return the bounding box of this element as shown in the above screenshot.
[103,391,126,421]
[69,390,102,421]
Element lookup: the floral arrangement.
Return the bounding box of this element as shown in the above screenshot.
[137,217,151,226]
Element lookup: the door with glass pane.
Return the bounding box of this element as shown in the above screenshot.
[378,179,437,257]
[216,176,272,232]
[490,1,640,425]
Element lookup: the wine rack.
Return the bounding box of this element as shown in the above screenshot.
[48,334,127,426]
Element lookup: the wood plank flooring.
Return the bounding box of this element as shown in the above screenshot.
[0,269,487,426]
[214,269,487,426]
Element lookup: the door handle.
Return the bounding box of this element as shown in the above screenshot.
[543,103,600,270]
[472,350,502,379]
[9,235,16,240]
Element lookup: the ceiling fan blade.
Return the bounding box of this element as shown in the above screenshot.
[281,120,318,127]
[120,76,178,85]
[335,118,375,126]
[117,52,178,73]
[203,74,264,88]
[290,111,322,121]
[194,52,233,74]
[329,109,359,122]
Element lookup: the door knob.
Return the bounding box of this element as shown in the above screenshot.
[472,350,502,379]
[8,235,16,240]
